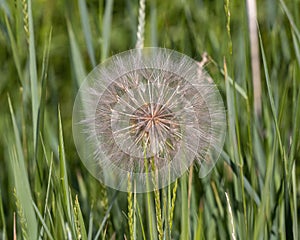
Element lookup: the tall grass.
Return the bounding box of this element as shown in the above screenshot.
[0,0,299,239]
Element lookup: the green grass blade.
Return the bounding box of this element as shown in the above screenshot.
[210,57,248,100]
[258,28,287,179]
[194,200,204,240]
[144,157,155,240]
[28,0,40,151]
[4,15,23,85]
[289,69,300,173]
[0,186,6,240]
[35,27,52,185]
[36,27,52,143]
[221,150,260,205]
[8,96,38,240]
[87,211,93,240]
[136,201,146,240]
[39,151,53,238]
[101,0,114,61]
[279,0,300,41]
[67,19,86,86]
[291,163,298,240]
[78,0,96,67]
[180,173,189,240]
[292,32,300,66]
[0,0,10,17]
[257,27,292,239]
[58,107,73,226]
[32,201,54,240]
[7,95,23,165]
[94,192,118,239]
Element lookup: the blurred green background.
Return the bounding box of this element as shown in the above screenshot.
[0,0,299,239]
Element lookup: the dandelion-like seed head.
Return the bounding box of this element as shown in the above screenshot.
[73,48,226,192]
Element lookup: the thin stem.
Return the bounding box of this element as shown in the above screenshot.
[136,0,146,49]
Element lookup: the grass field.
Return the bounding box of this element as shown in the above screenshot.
[0,0,299,239]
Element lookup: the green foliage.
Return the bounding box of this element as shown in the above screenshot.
[0,0,299,239]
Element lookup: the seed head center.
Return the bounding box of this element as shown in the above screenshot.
[129,103,178,147]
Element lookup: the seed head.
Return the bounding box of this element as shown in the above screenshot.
[72,48,226,192]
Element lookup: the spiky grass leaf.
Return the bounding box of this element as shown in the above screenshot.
[27,0,40,151]
[101,0,113,60]
[8,96,38,240]
[78,0,96,67]
[58,106,74,236]
[4,15,23,85]
[67,19,86,86]
[35,27,53,189]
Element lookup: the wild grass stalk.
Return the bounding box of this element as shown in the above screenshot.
[127,174,134,240]
[151,159,163,240]
[169,179,177,233]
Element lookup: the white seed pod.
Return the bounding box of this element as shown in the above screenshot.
[72,48,226,192]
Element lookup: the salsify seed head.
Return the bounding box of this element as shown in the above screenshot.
[72,48,226,192]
